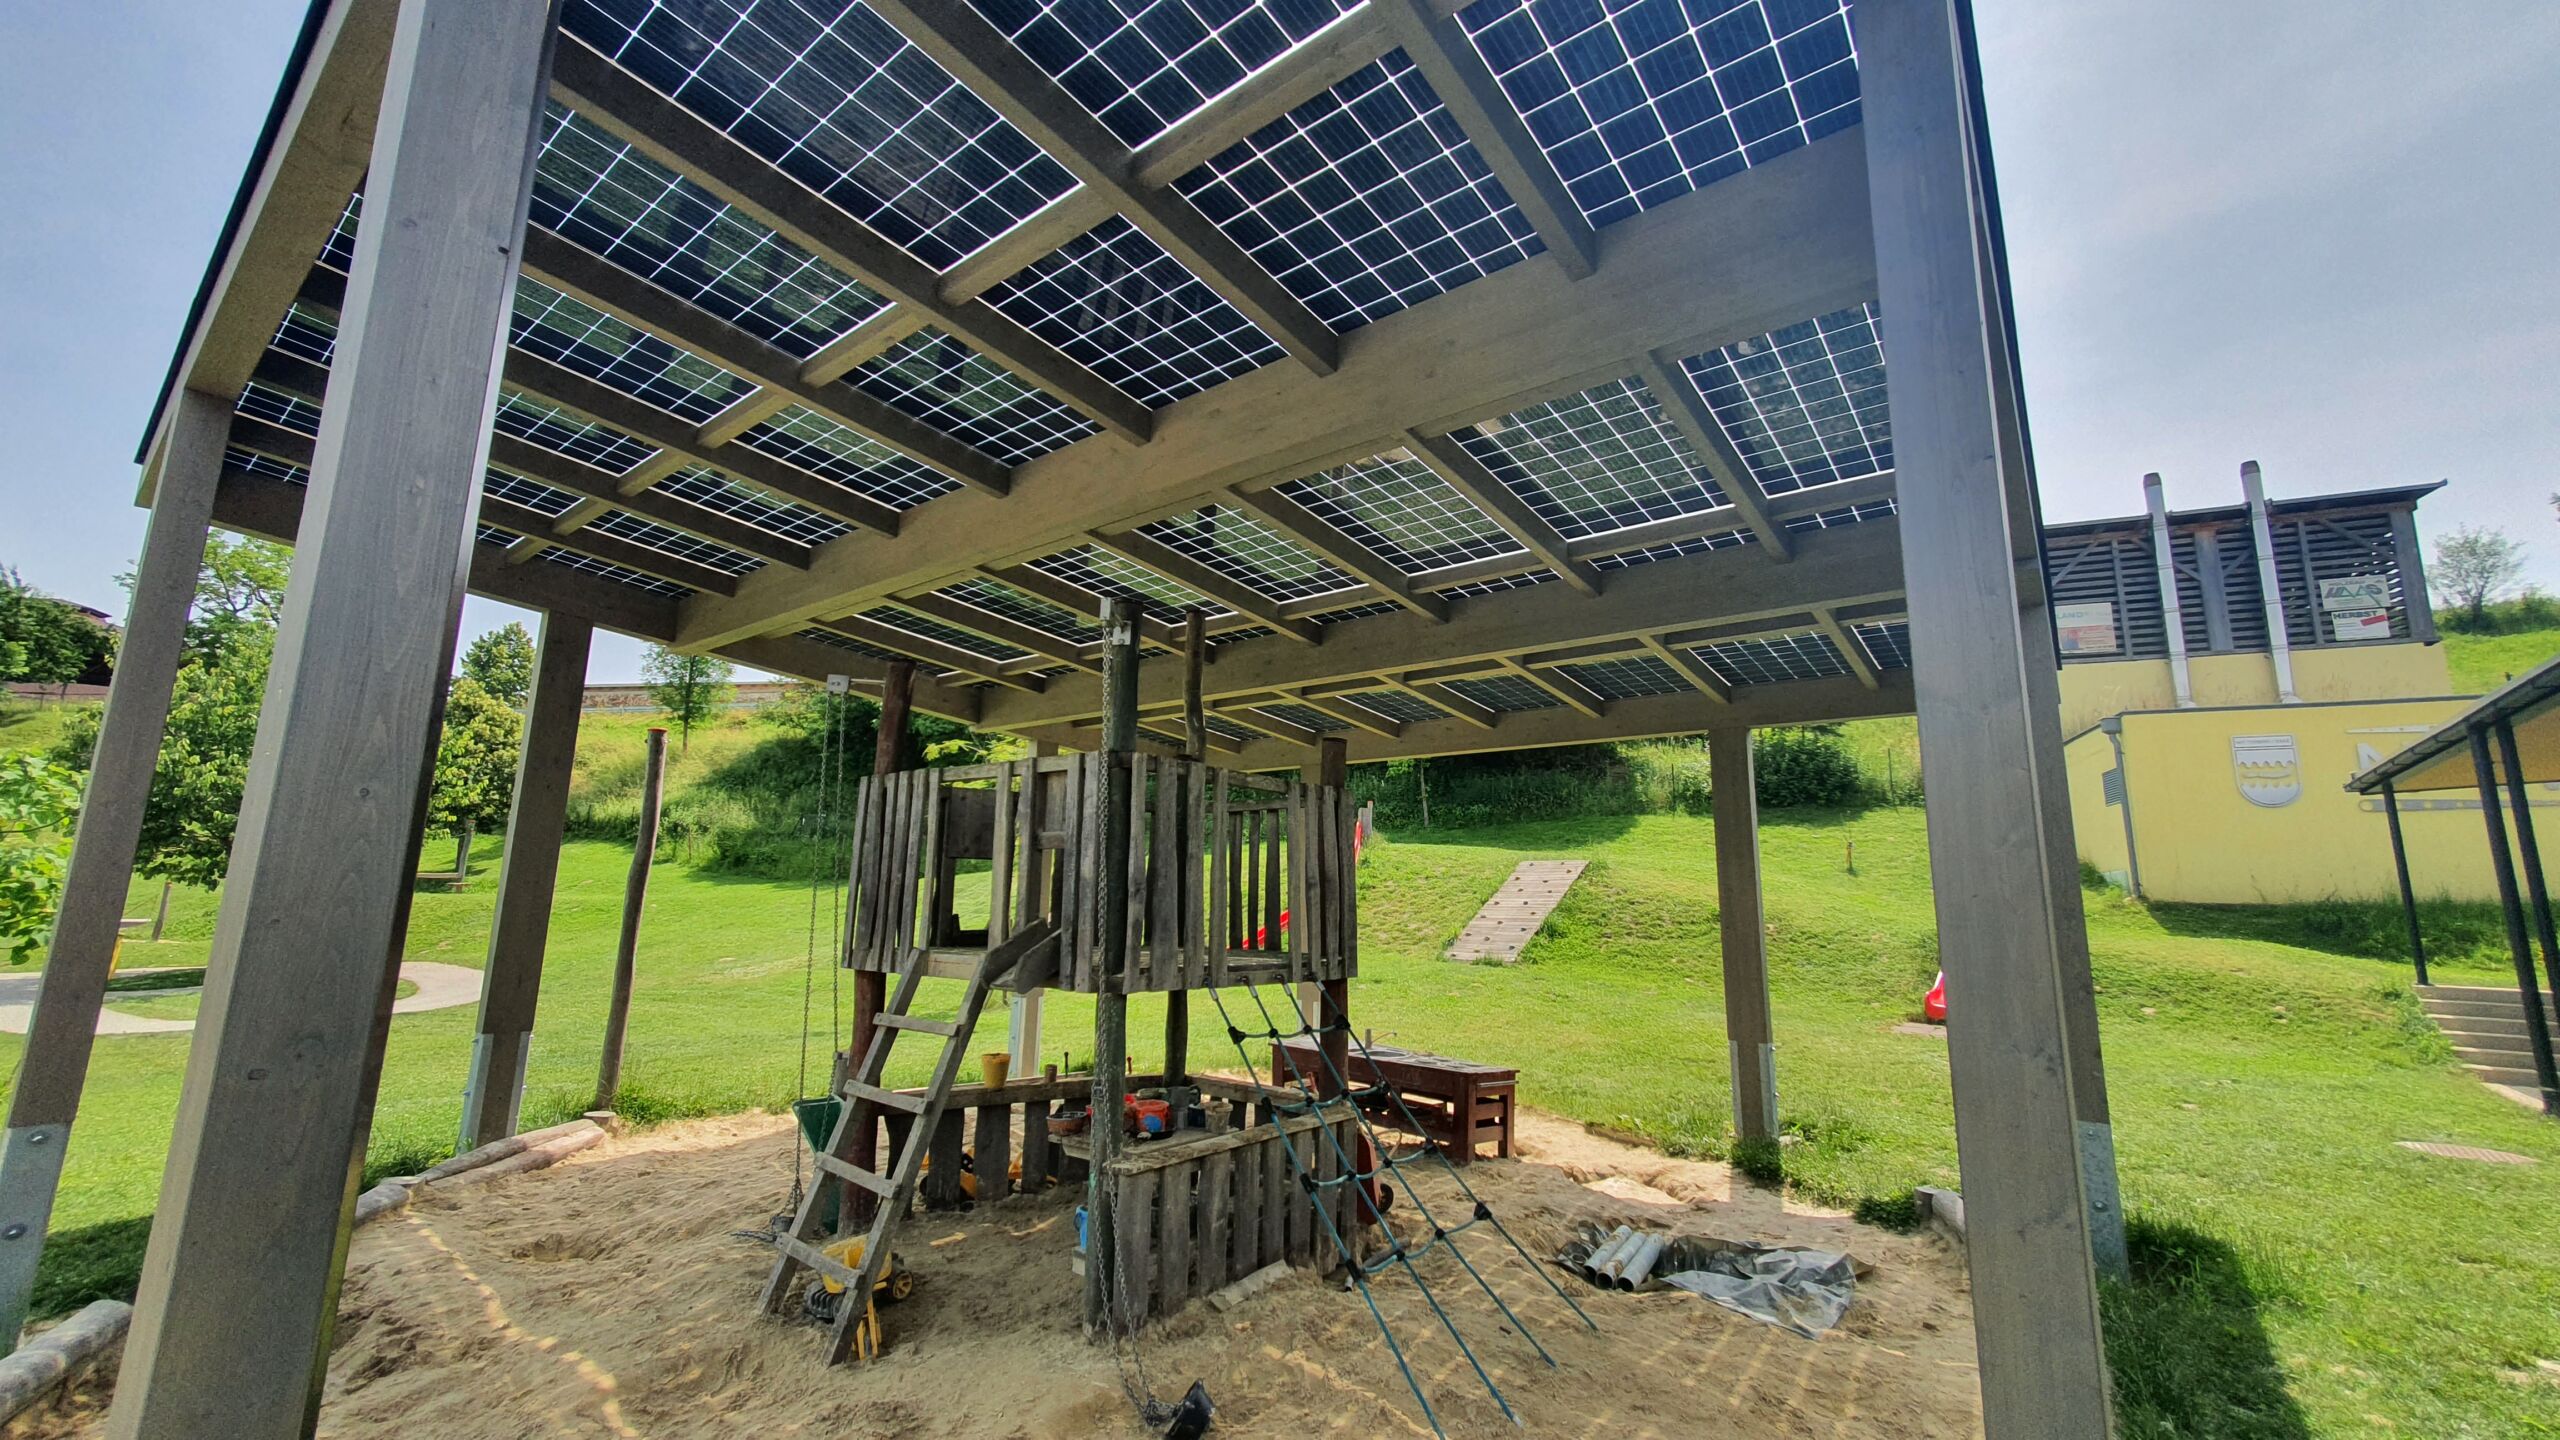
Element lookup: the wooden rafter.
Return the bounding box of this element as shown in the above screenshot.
[1382,673,1496,730]
[890,591,1101,674]
[864,0,1341,378]
[1129,8,1396,190]
[483,433,810,566]
[1636,352,1791,557]
[1084,530,1322,645]
[1282,689,1404,738]
[1502,655,1604,717]
[1212,706,1321,748]
[972,565,1188,651]
[1815,607,1883,689]
[1220,485,1445,621]
[1639,633,1732,702]
[548,36,1154,444]
[474,495,740,595]
[1402,430,1603,597]
[813,616,1045,694]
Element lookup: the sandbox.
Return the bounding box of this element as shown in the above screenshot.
[13,1110,1983,1438]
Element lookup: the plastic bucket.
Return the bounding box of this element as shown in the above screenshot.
[793,1096,846,1230]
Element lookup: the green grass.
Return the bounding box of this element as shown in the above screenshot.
[0,701,94,759]
[2444,624,2560,695]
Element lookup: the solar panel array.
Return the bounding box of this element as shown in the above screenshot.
[983,0,1364,145]
[1445,674,1562,713]
[733,405,961,509]
[851,329,1099,464]
[1134,506,1355,603]
[981,216,1285,406]
[1691,630,1850,687]
[1278,450,1523,573]
[1452,378,1723,540]
[1557,653,1690,700]
[1682,303,1889,494]
[1852,619,1912,671]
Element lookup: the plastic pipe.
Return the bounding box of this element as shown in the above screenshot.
[1612,1234,1667,1291]
[2143,474,2194,707]
[2242,461,2300,702]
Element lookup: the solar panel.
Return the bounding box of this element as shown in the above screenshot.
[483,470,584,518]
[510,276,756,425]
[542,545,695,596]
[236,382,322,436]
[1691,631,1848,687]
[799,625,911,662]
[1255,702,1348,732]
[1031,544,1219,613]
[1444,674,1560,712]
[476,524,524,551]
[943,577,1103,643]
[981,216,1284,406]
[1174,51,1543,333]
[1453,377,1724,539]
[1277,449,1521,573]
[319,192,361,271]
[1590,525,1753,571]
[733,404,962,509]
[1558,654,1689,700]
[1852,619,1911,670]
[652,465,854,545]
[850,328,1099,463]
[533,106,889,358]
[1682,304,1889,494]
[1457,0,1860,228]
[1202,713,1261,744]
[1134,505,1356,602]
[1312,599,1401,625]
[980,0,1364,146]
[587,509,766,573]
[225,446,310,486]
[1347,688,1445,724]
[1782,496,1895,532]
[1437,568,1557,598]
[863,605,1033,661]
[563,0,1078,270]
[493,390,661,474]
[271,300,338,367]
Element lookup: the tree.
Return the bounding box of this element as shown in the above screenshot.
[0,568,115,698]
[180,535,290,660]
[425,676,523,877]
[2433,525,2526,626]
[0,754,85,962]
[642,647,732,752]
[461,622,537,708]
[51,630,271,890]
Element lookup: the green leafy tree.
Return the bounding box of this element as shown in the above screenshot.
[0,754,85,962]
[52,632,272,889]
[2432,525,2526,626]
[179,535,290,661]
[0,569,115,697]
[425,676,523,876]
[461,622,538,708]
[642,646,733,752]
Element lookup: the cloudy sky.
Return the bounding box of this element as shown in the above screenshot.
[4,1,2554,681]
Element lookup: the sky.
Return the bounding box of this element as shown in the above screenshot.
[3,2,2555,683]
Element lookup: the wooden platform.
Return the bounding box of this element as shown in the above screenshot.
[1444,861,1587,963]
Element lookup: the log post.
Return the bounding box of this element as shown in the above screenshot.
[845,660,913,1221]
[1315,737,1349,1100]
[1085,598,1141,1332]
[592,726,666,1111]
[1164,612,1209,1085]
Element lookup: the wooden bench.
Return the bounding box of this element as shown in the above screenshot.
[1271,1040,1515,1165]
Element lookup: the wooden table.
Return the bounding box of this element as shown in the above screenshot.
[1271,1040,1515,1164]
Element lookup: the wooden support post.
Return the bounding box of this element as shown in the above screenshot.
[2477,730,2560,1111]
[1009,740,1055,1073]
[1315,737,1350,1100]
[1708,727,1776,1144]
[1164,613,1209,1085]
[0,390,220,1352]
[2496,721,2560,1019]
[846,660,914,1220]
[2381,781,2429,987]
[1085,598,1141,1332]
[593,726,666,1112]
[459,614,592,1148]
[108,5,560,1431]
[1860,2,2115,1433]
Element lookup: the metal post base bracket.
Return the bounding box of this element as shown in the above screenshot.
[0,1124,73,1353]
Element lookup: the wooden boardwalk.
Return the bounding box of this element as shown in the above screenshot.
[1444,861,1588,963]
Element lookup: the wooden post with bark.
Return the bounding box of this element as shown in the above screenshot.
[593,726,667,1112]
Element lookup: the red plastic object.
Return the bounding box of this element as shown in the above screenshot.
[1923,971,1948,1024]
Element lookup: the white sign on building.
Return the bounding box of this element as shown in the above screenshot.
[2055,601,2118,656]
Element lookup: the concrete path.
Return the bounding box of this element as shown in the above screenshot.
[0,961,481,1037]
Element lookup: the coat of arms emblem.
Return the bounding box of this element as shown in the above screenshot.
[2231,734,2301,808]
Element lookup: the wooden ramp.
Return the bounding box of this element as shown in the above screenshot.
[1444,861,1587,963]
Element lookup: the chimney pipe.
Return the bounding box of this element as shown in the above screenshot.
[2241,461,2300,703]
[2143,473,2194,707]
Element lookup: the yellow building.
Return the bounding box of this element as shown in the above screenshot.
[2051,470,2556,903]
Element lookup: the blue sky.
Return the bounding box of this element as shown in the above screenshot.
[4,2,2555,682]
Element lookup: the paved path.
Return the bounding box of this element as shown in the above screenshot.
[0,961,481,1036]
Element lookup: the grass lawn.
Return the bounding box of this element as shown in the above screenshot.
[2444,625,2560,696]
[8,807,2554,1435]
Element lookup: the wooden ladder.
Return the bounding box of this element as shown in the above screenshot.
[759,918,1059,1363]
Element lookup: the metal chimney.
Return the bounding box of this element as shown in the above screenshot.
[2241,461,2300,702]
[2143,473,2194,707]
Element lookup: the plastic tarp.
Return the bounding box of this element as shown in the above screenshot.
[1557,1226,1863,1338]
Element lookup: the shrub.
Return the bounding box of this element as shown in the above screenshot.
[1751,726,1864,808]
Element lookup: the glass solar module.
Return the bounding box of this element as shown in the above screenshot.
[1031,544,1219,613]
[1589,525,1753,571]
[543,545,696,596]
[1682,303,1889,494]
[798,625,911,662]
[943,577,1104,643]
[509,277,757,425]
[1453,377,1724,539]
[1255,702,1349,733]
[1311,599,1402,625]
[476,524,525,551]
[1782,496,1895,532]
[482,471,585,518]
[493,390,662,474]
[1202,713,1261,744]
[1134,505,1356,602]
[1457,0,1860,229]
[319,192,361,272]
[224,447,310,486]
[1444,674,1561,712]
[978,0,1364,146]
[533,106,889,358]
[981,216,1284,406]
[1851,619,1910,670]
[1174,51,1543,333]
[271,301,339,367]
[236,383,323,436]
[1437,568,1557,598]
[1559,654,1689,700]
[850,329,1099,463]
[562,0,1079,270]
[733,405,962,509]
[1277,449,1521,572]
[653,465,855,545]
[1205,623,1271,646]
[863,606,1034,661]
[1346,688,1445,724]
[1691,630,1849,687]
[587,509,766,573]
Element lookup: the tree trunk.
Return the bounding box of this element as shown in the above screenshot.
[455,817,476,882]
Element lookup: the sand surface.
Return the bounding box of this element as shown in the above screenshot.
[16,1108,1983,1438]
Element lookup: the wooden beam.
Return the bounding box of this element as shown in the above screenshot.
[1860,1,2114,1432]
[1640,632,1732,702]
[1814,607,1880,689]
[1385,673,1495,730]
[1285,689,1404,738]
[111,6,557,1432]
[1222,485,1445,621]
[1130,7,1397,190]
[484,433,809,566]
[675,128,1880,649]
[519,229,1007,493]
[1212,706,1320,748]
[890,593,1100,674]
[1378,0,1597,279]
[1086,529,1322,644]
[817,616,1046,694]
[1709,725,1777,1141]
[938,189,1118,307]
[864,0,1342,377]
[1403,430,1603,597]
[548,37,1154,444]
[474,495,740,595]
[1503,655,1603,717]
[1636,352,1791,557]
[975,565,1187,650]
